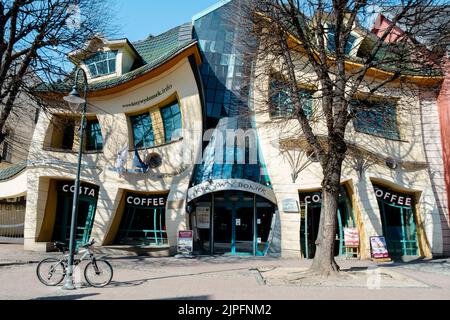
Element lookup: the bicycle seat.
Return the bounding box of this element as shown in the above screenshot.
[54,242,69,252]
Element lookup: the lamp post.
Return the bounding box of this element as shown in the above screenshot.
[62,67,88,290]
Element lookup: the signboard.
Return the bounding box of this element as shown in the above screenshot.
[59,182,99,199]
[374,187,413,208]
[344,228,360,247]
[187,179,277,204]
[177,230,194,254]
[282,199,300,213]
[196,207,210,229]
[126,193,167,208]
[370,236,390,259]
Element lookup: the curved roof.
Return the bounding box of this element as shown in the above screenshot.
[0,162,27,182]
[36,23,200,95]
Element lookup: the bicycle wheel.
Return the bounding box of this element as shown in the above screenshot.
[84,259,113,288]
[36,258,65,286]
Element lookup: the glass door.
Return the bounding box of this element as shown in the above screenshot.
[213,206,233,254]
[234,207,254,255]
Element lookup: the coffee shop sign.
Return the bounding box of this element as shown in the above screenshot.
[374,188,413,207]
[62,184,97,198]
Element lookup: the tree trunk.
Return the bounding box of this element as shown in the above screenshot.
[310,152,345,277]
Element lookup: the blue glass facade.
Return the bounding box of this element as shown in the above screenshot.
[191,0,271,187]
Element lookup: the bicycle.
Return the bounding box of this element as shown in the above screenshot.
[36,239,113,288]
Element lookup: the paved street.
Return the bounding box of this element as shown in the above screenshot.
[0,244,450,300]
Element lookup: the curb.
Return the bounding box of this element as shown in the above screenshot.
[0,261,39,267]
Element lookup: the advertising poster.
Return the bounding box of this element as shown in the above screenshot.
[177,230,194,254]
[344,228,360,247]
[370,236,390,259]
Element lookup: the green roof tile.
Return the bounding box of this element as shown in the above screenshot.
[36,23,196,94]
[0,162,27,181]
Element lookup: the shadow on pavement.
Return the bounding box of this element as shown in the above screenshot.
[32,293,99,300]
[107,267,251,288]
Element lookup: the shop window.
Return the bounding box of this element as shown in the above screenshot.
[352,99,401,140]
[85,51,118,78]
[85,119,104,152]
[326,25,357,55]
[52,181,99,246]
[160,101,182,143]
[373,185,418,257]
[299,187,355,259]
[130,113,155,149]
[115,193,168,246]
[269,77,314,119]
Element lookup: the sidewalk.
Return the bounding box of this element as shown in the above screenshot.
[0,243,450,300]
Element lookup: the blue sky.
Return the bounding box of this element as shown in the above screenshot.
[114,0,220,42]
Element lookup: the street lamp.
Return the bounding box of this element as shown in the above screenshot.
[62,67,88,290]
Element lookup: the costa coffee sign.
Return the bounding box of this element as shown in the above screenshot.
[60,183,98,199]
[126,193,168,208]
[374,187,413,207]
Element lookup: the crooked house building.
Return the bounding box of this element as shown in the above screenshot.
[1,0,449,259]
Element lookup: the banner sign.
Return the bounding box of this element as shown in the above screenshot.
[177,230,194,254]
[344,228,360,247]
[370,236,390,259]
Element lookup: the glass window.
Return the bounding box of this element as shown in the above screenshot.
[62,119,75,150]
[130,113,155,149]
[160,101,182,143]
[270,78,314,119]
[327,26,356,55]
[85,51,118,78]
[115,193,168,246]
[85,119,104,152]
[352,99,401,140]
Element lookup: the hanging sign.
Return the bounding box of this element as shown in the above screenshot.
[344,228,360,247]
[370,236,390,259]
[177,230,194,254]
[374,187,413,208]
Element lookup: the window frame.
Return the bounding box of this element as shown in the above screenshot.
[269,76,315,120]
[85,50,118,79]
[351,98,401,141]
[160,100,183,143]
[85,118,104,153]
[129,112,155,150]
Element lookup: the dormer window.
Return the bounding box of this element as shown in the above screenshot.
[85,50,118,78]
[327,26,357,55]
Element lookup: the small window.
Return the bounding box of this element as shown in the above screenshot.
[85,51,118,78]
[327,26,356,55]
[352,99,401,140]
[270,77,314,119]
[85,119,104,152]
[61,119,75,150]
[160,101,182,143]
[130,113,155,149]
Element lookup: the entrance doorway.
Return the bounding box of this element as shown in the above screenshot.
[191,191,275,256]
[299,187,355,259]
[374,185,418,257]
[52,181,99,246]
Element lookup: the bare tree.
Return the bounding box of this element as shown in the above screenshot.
[0,0,116,150]
[238,0,449,276]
